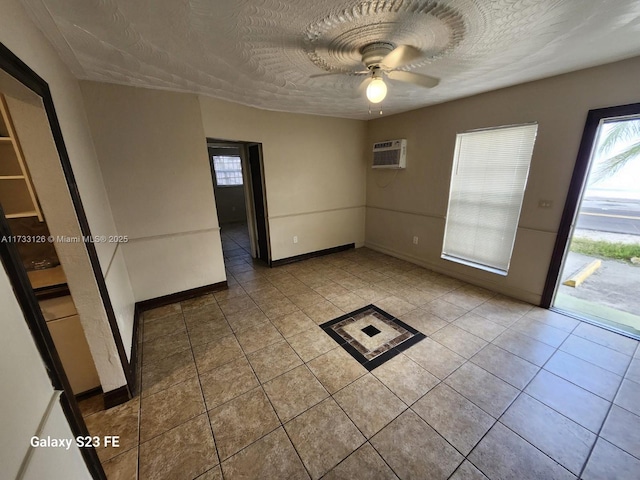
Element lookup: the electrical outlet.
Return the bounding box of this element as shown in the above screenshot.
[293,236,298,244]
[538,199,553,208]
[413,236,419,245]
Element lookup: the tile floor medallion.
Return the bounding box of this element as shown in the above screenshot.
[321,304,426,370]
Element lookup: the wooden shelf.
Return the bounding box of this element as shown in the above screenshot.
[0,94,43,222]
[28,265,67,290]
[5,210,39,219]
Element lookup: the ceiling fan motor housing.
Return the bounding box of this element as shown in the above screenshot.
[361,42,395,68]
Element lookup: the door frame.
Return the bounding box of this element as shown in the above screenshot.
[0,40,141,479]
[206,138,272,264]
[0,42,134,391]
[0,207,105,479]
[246,142,271,263]
[541,102,640,311]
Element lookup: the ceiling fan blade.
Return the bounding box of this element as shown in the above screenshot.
[309,72,349,79]
[381,45,422,69]
[309,70,369,79]
[387,70,440,88]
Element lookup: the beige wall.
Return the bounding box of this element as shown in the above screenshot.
[0,266,89,479]
[0,0,131,387]
[23,400,91,479]
[366,56,640,304]
[199,96,368,260]
[81,84,367,297]
[80,82,225,301]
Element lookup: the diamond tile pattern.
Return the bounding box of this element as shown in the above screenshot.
[321,305,426,369]
[85,243,639,479]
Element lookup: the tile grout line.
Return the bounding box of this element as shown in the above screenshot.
[213,276,317,477]
[138,307,207,463]
[220,304,314,480]
[489,328,556,367]
[145,298,240,475]
[544,347,628,399]
[322,372,407,479]
[488,316,633,445]
[465,319,589,479]
[434,315,580,478]
[473,311,632,403]
[132,246,637,479]
[403,343,516,469]
[324,289,494,475]
[149,275,470,444]
[555,337,634,376]
[576,340,640,478]
[221,260,426,477]
[182,300,225,479]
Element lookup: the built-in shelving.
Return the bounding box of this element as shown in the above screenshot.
[0,94,43,221]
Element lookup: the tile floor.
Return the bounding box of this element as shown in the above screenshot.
[80,247,640,480]
[220,222,252,262]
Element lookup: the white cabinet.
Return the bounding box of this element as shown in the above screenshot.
[40,296,101,395]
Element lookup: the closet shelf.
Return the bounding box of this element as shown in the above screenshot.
[5,210,39,219]
[0,94,43,222]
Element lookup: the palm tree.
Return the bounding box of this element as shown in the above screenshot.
[591,119,640,183]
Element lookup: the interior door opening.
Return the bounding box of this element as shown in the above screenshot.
[544,104,640,339]
[0,93,102,397]
[0,46,108,478]
[207,139,271,266]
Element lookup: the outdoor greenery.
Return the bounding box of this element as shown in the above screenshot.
[570,238,640,262]
[592,119,640,182]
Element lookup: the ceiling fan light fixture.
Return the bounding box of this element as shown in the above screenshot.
[366,77,387,104]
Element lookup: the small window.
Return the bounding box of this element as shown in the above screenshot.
[212,155,243,186]
[442,123,538,275]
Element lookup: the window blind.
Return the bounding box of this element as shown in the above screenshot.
[442,123,538,274]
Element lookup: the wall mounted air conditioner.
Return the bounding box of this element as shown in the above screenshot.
[372,139,407,169]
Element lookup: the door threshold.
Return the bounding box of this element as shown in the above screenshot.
[550,306,640,341]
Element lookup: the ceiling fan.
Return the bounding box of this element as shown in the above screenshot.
[310,42,440,104]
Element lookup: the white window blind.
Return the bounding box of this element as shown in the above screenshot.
[442,123,538,275]
[213,155,243,186]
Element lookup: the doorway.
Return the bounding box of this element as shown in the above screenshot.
[0,41,132,479]
[0,92,102,399]
[207,139,271,266]
[543,103,640,339]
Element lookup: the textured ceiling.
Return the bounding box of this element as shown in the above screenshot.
[20,0,640,119]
